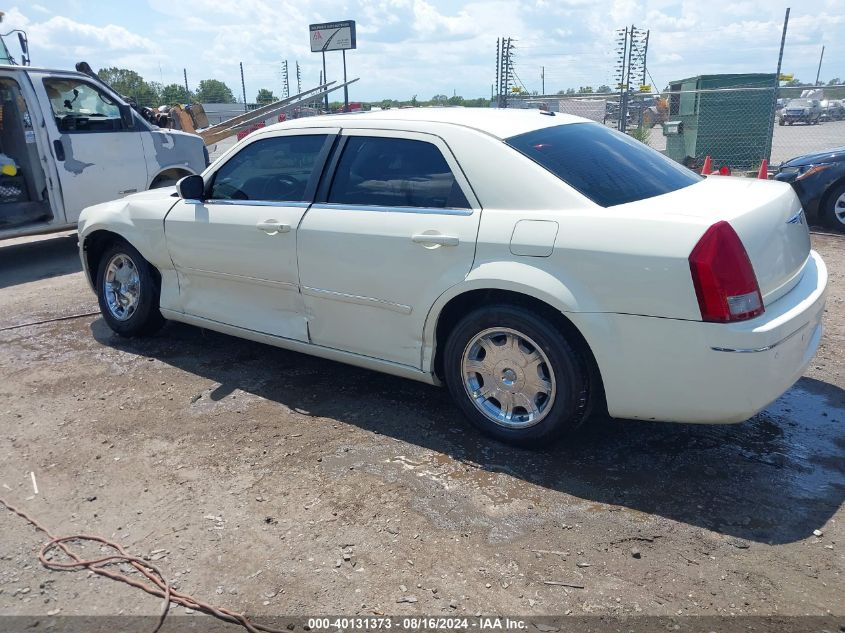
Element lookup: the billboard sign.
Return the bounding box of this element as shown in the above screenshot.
[310,21,357,53]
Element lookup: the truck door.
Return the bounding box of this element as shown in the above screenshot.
[32,74,148,223]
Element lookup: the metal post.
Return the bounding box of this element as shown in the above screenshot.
[283,60,289,99]
[541,66,544,95]
[296,62,301,95]
[322,51,329,111]
[815,45,825,85]
[239,61,247,112]
[617,27,628,132]
[495,38,500,108]
[342,49,349,111]
[767,7,790,162]
[641,30,650,86]
[183,68,189,102]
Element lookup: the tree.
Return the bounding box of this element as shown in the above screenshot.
[431,94,448,104]
[579,86,594,94]
[160,83,190,104]
[447,95,464,106]
[411,94,418,107]
[597,84,611,93]
[256,88,276,104]
[97,67,160,107]
[195,79,236,104]
[829,77,842,86]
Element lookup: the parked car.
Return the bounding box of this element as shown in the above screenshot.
[775,146,845,230]
[779,98,822,125]
[820,99,845,121]
[78,109,827,446]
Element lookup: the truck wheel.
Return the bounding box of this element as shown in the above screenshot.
[443,304,590,447]
[778,119,784,126]
[822,182,845,232]
[96,241,165,337]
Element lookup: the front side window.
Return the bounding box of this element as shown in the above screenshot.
[209,134,328,202]
[43,79,122,133]
[328,136,469,209]
[506,123,701,207]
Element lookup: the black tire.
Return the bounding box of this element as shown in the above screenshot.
[822,182,845,232]
[443,304,590,447]
[95,240,165,337]
[778,119,784,126]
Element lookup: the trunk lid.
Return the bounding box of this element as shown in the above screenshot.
[633,177,810,304]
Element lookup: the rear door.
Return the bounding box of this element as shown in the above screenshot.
[164,129,336,340]
[32,74,148,222]
[297,129,481,368]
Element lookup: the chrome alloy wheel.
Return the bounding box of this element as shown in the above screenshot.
[103,253,141,321]
[835,191,845,226]
[461,327,556,429]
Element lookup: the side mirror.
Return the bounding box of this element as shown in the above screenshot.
[118,103,135,129]
[176,174,205,201]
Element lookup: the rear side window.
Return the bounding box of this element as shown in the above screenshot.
[209,134,327,202]
[328,136,470,209]
[506,123,701,207]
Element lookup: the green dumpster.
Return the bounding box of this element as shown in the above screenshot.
[663,73,776,171]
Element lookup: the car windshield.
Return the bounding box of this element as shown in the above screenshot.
[787,100,812,107]
[506,123,701,207]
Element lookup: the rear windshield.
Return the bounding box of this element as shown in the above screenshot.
[506,123,701,207]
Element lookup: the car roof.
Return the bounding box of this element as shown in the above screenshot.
[268,107,590,140]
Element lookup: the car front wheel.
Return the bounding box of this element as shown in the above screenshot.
[443,304,590,446]
[823,182,845,232]
[95,241,165,337]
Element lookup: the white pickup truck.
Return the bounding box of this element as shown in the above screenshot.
[0,63,207,240]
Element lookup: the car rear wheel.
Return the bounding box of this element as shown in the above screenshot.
[443,304,590,447]
[96,241,165,337]
[822,182,845,231]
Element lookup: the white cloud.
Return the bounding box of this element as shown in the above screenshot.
[8,0,845,100]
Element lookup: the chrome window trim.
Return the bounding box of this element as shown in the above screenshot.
[310,202,473,217]
[203,199,311,208]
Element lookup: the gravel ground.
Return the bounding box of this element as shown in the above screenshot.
[0,229,842,628]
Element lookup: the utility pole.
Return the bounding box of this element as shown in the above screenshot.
[183,68,189,102]
[296,62,302,95]
[767,7,790,162]
[815,45,825,85]
[239,61,247,112]
[496,37,515,108]
[541,66,545,95]
[495,38,500,107]
[282,60,290,98]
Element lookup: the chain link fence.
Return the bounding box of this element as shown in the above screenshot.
[510,85,845,173]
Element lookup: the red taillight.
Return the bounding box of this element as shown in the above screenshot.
[688,221,764,323]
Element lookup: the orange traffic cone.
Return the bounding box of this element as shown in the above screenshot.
[700,155,712,175]
[757,159,768,180]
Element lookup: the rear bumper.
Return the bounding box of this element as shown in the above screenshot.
[577,251,827,423]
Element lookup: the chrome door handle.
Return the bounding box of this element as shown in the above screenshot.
[412,233,459,247]
[256,221,291,235]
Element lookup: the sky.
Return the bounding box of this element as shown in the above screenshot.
[3,0,843,102]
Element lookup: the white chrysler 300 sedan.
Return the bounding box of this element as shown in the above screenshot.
[78,108,827,445]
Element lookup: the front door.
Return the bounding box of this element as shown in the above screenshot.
[33,74,149,223]
[297,130,481,368]
[164,131,335,340]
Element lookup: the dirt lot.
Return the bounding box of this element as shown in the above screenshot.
[0,229,843,628]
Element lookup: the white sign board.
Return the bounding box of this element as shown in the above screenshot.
[310,21,357,53]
